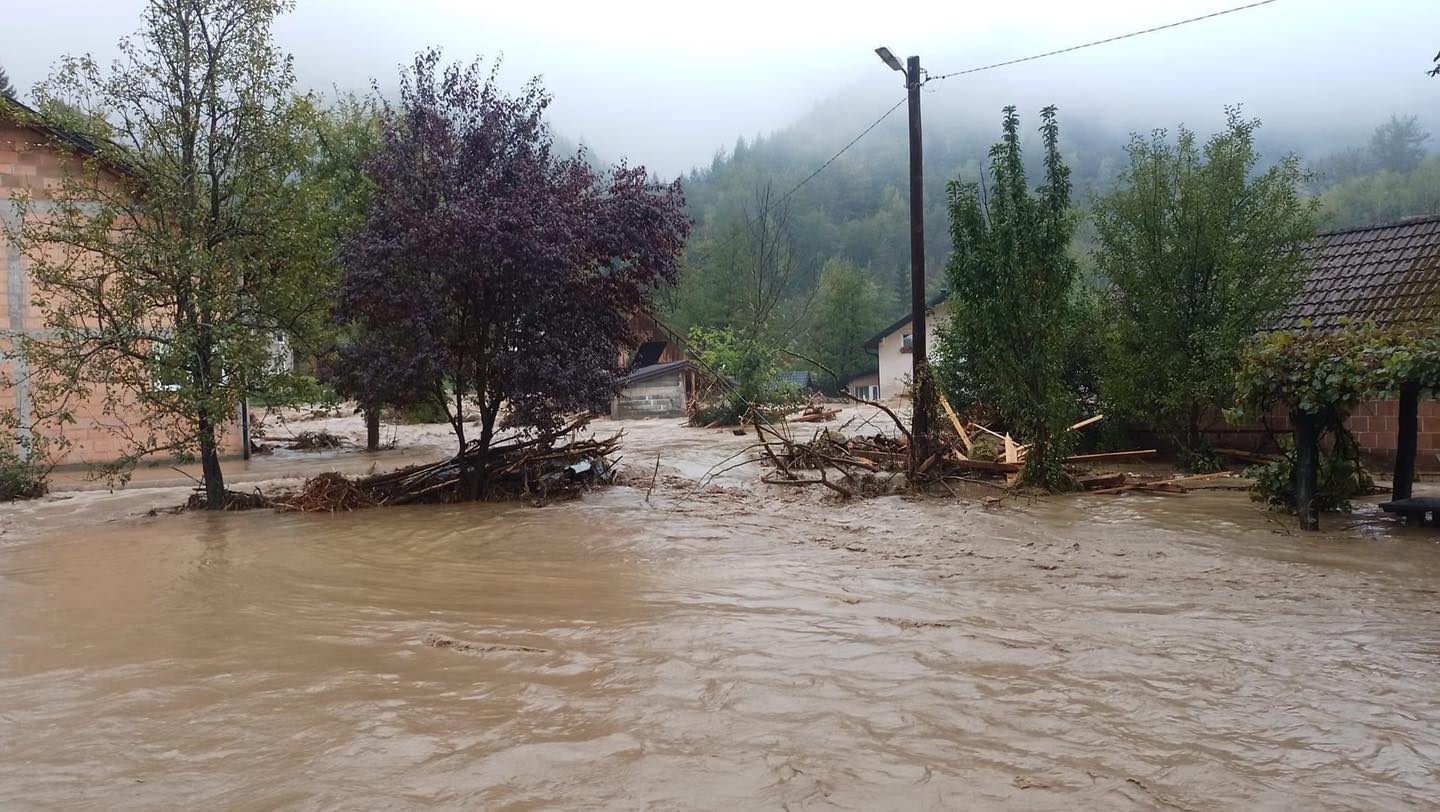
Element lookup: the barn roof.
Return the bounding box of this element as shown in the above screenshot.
[615,359,692,387]
[1273,214,1440,331]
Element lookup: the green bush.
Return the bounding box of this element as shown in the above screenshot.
[1244,435,1373,513]
[391,399,451,425]
[0,446,47,501]
[687,326,797,424]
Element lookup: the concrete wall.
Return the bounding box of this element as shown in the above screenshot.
[1,119,244,466]
[613,369,687,419]
[877,299,952,400]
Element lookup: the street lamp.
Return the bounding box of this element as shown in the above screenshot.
[875,47,904,74]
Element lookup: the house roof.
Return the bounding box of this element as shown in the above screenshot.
[0,93,134,177]
[616,359,693,387]
[773,370,814,389]
[864,291,951,349]
[1272,214,1440,331]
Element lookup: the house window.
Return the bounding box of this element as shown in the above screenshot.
[901,333,913,353]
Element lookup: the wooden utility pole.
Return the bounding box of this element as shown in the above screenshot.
[904,54,933,468]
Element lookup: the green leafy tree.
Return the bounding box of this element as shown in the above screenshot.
[939,105,1080,490]
[1319,155,1440,228]
[1229,325,1380,529]
[670,182,811,341]
[806,258,886,387]
[1093,110,1317,470]
[1369,114,1429,174]
[0,65,15,98]
[13,0,330,508]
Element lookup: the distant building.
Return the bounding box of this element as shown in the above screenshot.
[863,292,952,400]
[610,314,696,419]
[773,369,816,392]
[846,371,880,402]
[0,97,245,465]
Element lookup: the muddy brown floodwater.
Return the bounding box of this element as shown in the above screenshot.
[2,413,1440,809]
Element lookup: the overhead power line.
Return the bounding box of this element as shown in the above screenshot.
[773,0,1280,205]
[776,96,907,206]
[924,0,1281,84]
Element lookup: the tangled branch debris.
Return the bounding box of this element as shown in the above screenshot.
[193,418,621,513]
[750,401,1175,500]
[287,430,347,450]
[274,425,621,512]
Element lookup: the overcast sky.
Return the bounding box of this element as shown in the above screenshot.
[5,0,1437,175]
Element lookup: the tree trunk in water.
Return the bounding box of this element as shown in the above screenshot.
[466,406,499,502]
[1392,384,1419,502]
[198,410,226,511]
[365,409,381,452]
[1293,410,1320,531]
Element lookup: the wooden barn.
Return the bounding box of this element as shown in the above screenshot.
[610,315,697,419]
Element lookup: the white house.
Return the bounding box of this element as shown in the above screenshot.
[864,293,952,400]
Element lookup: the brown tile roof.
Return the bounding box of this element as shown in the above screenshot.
[1273,214,1440,331]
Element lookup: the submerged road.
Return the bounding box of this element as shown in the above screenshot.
[1,412,1438,808]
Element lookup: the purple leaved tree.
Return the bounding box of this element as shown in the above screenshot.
[334,50,689,496]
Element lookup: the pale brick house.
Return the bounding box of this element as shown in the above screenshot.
[1,97,244,466]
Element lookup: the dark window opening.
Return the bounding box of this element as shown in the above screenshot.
[633,341,667,368]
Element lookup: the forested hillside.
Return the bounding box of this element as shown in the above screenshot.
[662,94,1438,383]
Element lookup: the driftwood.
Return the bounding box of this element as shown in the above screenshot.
[275,419,620,512]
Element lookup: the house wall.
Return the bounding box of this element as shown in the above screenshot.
[612,369,687,419]
[846,372,880,402]
[1162,398,1440,473]
[0,119,244,466]
[876,299,952,400]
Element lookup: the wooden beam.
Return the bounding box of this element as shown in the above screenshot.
[1067,414,1104,432]
[947,455,1021,474]
[1003,434,1019,464]
[937,391,973,454]
[1063,449,1157,463]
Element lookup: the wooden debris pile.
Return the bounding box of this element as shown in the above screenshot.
[789,404,841,423]
[270,421,621,512]
[185,487,274,511]
[755,398,1170,499]
[1078,471,1254,496]
[287,430,347,451]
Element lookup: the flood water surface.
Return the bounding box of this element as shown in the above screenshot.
[2,480,1439,809]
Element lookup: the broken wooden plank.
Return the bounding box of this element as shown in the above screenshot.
[945,457,1022,474]
[1143,472,1252,492]
[971,423,1007,442]
[1063,449,1158,463]
[918,453,940,475]
[938,392,973,454]
[1091,481,1189,496]
[1003,434,1019,464]
[1078,473,1127,491]
[1215,447,1284,464]
[1066,414,1104,432]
